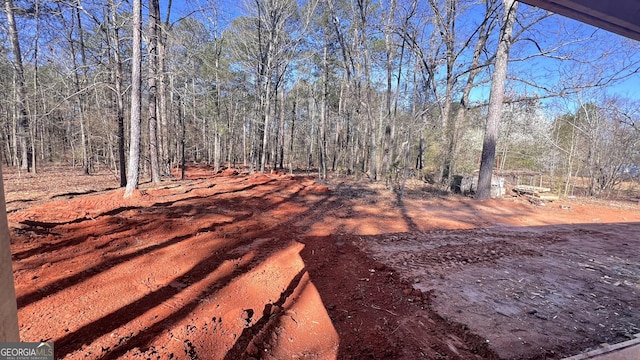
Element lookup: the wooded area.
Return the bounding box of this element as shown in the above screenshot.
[1,0,639,198]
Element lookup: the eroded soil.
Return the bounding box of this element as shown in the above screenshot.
[5,166,640,359]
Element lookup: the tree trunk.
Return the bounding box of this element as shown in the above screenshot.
[11,95,17,167]
[0,165,19,342]
[307,85,316,174]
[215,42,223,170]
[289,93,296,169]
[476,0,518,200]
[214,130,220,171]
[563,126,576,196]
[148,0,161,183]
[260,77,272,173]
[242,112,247,167]
[319,40,328,180]
[31,0,41,173]
[226,101,234,167]
[416,137,424,170]
[159,32,169,173]
[124,0,143,198]
[108,0,127,187]
[383,0,398,185]
[179,94,186,180]
[278,84,285,170]
[361,15,376,181]
[74,1,90,175]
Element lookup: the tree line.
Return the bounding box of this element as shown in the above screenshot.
[1,0,638,198]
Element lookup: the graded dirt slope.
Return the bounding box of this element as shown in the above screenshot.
[5,166,640,359]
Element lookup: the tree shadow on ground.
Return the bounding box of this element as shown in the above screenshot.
[13,173,336,358]
[12,171,589,359]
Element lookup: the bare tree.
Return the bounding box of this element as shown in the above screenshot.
[158,0,173,174]
[107,0,127,187]
[4,0,30,171]
[324,0,378,179]
[30,0,42,173]
[125,0,143,198]
[319,38,328,179]
[559,97,640,196]
[229,0,316,172]
[381,0,398,185]
[441,0,499,182]
[476,0,518,200]
[148,0,162,183]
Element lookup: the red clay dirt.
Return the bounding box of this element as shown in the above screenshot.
[4,165,640,359]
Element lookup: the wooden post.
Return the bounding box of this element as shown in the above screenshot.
[0,166,19,341]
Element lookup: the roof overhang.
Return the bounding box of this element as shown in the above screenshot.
[517,0,640,41]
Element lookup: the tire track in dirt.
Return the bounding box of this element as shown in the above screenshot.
[300,232,498,360]
[365,224,640,359]
[58,239,309,359]
[365,228,564,278]
[13,176,286,302]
